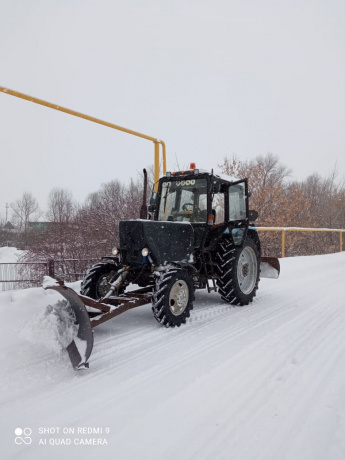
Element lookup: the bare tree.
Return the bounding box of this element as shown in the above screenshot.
[219,153,293,225]
[219,154,310,255]
[46,188,75,224]
[45,188,76,262]
[219,154,345,256]
[10,192,40,248]
[11,191,40,232]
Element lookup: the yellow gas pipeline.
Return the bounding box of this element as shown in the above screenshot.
[0,86,166,191]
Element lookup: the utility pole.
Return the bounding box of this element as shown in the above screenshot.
[5,203,9,222]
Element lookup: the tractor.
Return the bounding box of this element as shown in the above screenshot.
[78,164,279,329]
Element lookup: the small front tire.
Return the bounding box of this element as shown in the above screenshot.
[80,261,120,299]
[152,269,195,327]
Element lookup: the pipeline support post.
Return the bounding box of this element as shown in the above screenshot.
[340,231,343,252]
[281,230,285,258]
[48,259,55,277]
[159,141,167,176]
[154,141,160,192]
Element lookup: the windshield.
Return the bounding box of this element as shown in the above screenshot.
[158,178,208,222]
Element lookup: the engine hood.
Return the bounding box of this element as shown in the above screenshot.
[119,220,195,265]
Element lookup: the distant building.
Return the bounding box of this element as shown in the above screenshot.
[28,222,56,230]
[3,221,15,231]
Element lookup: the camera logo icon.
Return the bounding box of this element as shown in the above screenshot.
[15,428,32,445]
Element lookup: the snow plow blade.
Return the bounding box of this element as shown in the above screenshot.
[43,277,152,370]
[44,279,94,370]
[260,257,280,279]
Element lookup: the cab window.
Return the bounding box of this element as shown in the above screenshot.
[229,183,246,220]
[212,193,225,224]
[158,179,208,223]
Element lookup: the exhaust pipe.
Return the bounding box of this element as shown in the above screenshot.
[140,168,148,219]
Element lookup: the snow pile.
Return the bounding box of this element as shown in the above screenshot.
[42,275,61,289]
[24,300,78,352]
[0,246,24,262]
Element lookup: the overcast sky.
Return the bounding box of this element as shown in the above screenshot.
[0,0,344,219]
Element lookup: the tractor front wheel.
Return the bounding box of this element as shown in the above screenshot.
[80,261,121,299]
[152,269,195,327]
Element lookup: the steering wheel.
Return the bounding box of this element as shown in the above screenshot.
[182,203,194,211]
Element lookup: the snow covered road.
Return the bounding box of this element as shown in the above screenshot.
[1,252,345,459]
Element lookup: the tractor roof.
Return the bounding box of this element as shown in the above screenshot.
[162,168,240,185]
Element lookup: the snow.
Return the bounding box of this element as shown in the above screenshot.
[1,252,345,459]
[187,169,239,183]
[165,169,239,183]
[260,261,279,278]
[42,276,60,289]
[0,247,26,291]
[0,246,24,263]
[213,171,240,183]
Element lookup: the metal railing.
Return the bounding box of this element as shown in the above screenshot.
[0,261,52,291]
[255,227,345,258]
[52,258,99,282]
[0,258,98,291]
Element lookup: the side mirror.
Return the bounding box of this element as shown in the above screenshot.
[148,204,156,213]
[148,193,157,213]
[249,210,258,222]
[150,193,157,205]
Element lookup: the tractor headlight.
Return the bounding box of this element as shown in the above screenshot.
[141,247,149,257]
[112,247,119,256]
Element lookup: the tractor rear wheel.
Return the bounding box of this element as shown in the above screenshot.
[217,237,260,306]
[152,269,195,327]
[80,261,121,299]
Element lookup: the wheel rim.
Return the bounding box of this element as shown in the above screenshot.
[96,271,116,298]
[169,280,189,316]
[237,246,257,294]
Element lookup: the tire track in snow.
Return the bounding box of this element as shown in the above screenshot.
[118,292,345,460]
[186,295,345,460]
[85,289,345,460]
[64,284,333,413]
[90,285,310,375]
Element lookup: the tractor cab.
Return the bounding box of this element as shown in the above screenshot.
[151,164,249,232]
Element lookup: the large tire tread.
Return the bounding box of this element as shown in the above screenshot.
[216,237,260,306]
[152,269,195,328]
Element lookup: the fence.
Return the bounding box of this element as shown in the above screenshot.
[255,227,345,258]
[0,261,53,291]
[52,258,98,283]
[0,258,97,291]
[1,228,344,290]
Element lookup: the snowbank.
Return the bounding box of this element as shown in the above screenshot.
[0,246,24,263]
